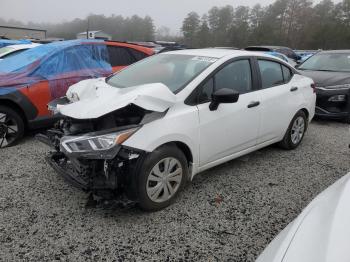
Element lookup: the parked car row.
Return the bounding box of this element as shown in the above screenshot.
[0,38,348,261]
[34,49,317,211]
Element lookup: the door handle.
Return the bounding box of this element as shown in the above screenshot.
[247,101,260,108]
[290,87,298,92]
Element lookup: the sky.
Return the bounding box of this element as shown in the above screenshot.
[0,0,342,33]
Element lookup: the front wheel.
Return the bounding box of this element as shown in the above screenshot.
[0,106,25,148]
[137,145,188,211]
[279,110,307,150]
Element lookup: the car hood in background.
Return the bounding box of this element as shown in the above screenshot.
[57,78,177,119]
[299,70,350,87]
[256,173,350,262]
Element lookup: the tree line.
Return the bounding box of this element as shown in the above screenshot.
[0,14,156,41]
[1,0,350,49]
[182,0,350,49]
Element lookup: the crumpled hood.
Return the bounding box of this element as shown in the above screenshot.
[257,173,350,262]
[300,70,350,87]
[58,78,177,119]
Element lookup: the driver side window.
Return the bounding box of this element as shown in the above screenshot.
[198,59,252,103]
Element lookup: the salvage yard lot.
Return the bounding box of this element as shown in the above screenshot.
[1,120,349,261]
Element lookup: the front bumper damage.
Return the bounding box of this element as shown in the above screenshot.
[315,87,350,120]
[39,131,147,201]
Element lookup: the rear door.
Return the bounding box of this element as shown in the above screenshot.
[255,58,303,144]
[196,58,261,166]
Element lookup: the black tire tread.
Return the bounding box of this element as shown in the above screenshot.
[278,110,307,150]
[0,105,25,148]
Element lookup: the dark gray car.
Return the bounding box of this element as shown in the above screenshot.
[297,50,350,122]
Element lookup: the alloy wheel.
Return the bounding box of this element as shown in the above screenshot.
[0,112,19,148]
[146,157,183,203]
[291,116,305,145]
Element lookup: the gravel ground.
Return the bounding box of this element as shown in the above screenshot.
[1,120,349,262]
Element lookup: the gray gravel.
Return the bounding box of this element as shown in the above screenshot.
[1,120,350,261]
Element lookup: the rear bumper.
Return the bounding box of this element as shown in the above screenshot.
[315,87,350,120]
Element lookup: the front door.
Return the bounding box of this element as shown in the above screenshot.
[196,59,261,167]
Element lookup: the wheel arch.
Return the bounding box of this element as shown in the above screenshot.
[300,107,309,119]
[154,141,193,167]
[0,99,28,128]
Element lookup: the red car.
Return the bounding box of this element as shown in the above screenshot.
[0,40,154,148]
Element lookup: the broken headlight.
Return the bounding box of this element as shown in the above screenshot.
[61,127,138,154]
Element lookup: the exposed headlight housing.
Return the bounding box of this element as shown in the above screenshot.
[61,127,138,154]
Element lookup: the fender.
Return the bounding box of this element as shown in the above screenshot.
[0,88,38,121]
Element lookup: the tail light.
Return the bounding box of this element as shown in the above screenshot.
[311,83,316,93]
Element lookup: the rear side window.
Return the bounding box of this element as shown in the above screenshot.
[258,60,284,89]
[107,46,136,66]
[128,48,148,61]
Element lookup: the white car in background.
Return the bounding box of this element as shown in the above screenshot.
[40,49,316,211]
[257,172,350,262]
[0,43,41,60]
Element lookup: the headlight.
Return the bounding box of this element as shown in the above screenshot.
[61,128,138,153]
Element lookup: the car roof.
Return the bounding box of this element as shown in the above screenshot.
[162,48,267,59]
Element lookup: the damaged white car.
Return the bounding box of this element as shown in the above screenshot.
[39,49,316,210]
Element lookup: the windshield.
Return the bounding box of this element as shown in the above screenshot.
[106,54,217,93]
[299,53,350,72]
[2,49,27,59]
[0,45,56,73]
[0,47,13,56]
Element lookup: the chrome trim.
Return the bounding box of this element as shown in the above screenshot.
[316,85,350,91]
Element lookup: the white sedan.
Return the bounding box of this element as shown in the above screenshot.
[257,172,350,262]
[0,43,41,60]
[41,49,316,211]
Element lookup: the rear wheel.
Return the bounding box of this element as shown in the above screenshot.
[0,106,25,148]
[137,145,188,211]
[279,110,307,150]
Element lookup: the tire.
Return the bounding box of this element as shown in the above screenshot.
[279,110,307,150]
[0,105,25,148]
[137,144,189,211]
[342,115,350,124]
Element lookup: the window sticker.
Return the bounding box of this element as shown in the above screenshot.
[191,56,218,63]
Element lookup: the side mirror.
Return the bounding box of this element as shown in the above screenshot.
[209,88,239,111]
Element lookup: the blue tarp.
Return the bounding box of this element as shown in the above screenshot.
[0,39,32,48]
[0,39,111,75]
[0,39,113,99]
[0,39,112,78]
